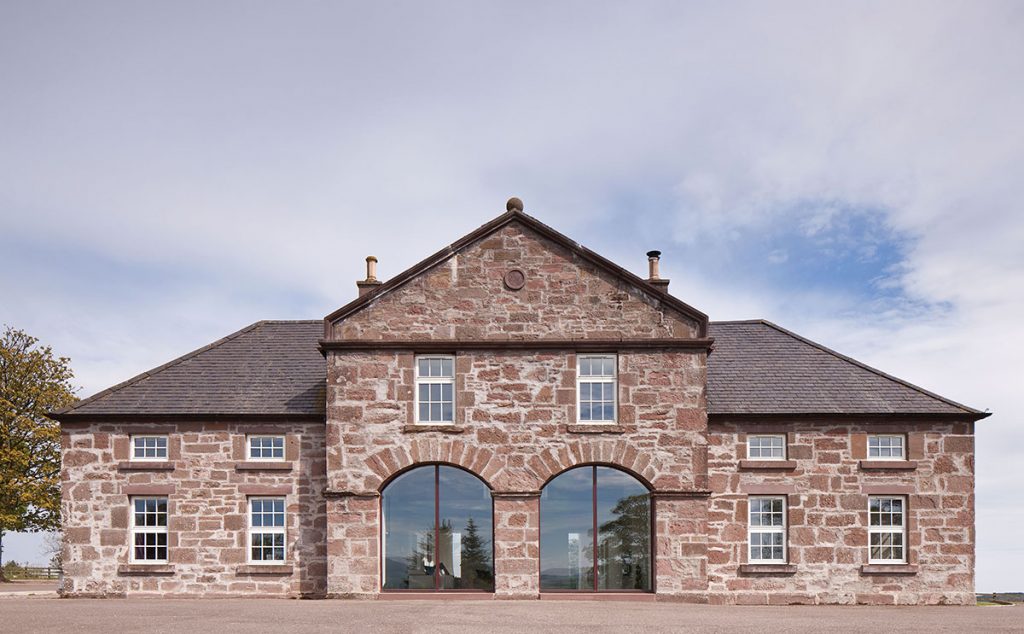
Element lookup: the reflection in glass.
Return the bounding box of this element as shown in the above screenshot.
[540,466,651,592]
[381,465,493,591]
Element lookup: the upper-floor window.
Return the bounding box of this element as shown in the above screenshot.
[248,435,285,461]
[130,497,168,563]
[748,496,786,563]
[868,435,905,460]
[747,434,786,460]
[131,435,168,461]
[577,354,617,423]
[868,496,906,563]
[249,497,286,563]
[415,355,454,424]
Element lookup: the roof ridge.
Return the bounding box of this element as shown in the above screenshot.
[757,319,986,416]
[709,319,768,325]
[261,319,322,324]
[51,320,270,416]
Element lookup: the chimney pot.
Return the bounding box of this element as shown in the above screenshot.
[646,250,670,293]
[357,255,383,297]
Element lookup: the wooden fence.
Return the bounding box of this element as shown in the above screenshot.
[6,566,61,580]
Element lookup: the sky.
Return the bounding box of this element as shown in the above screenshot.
[0,1,1021,590]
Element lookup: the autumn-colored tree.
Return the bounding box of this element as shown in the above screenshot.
[0,326,76,581]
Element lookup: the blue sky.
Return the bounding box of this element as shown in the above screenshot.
[1,1,1021,590]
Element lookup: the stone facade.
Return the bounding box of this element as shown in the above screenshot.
[705,419,976,605]
[60,421,326,597]
[56,210,981,603]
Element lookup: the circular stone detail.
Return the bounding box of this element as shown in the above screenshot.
[503,269,526,290]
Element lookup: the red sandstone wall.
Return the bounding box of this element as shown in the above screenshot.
[707,419,975,605]
[325,349,709,598]
[60,421,327,598]
[330,222,701,341]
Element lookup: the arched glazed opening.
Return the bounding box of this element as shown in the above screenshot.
[381,464,494,592]
[540,465,652,592]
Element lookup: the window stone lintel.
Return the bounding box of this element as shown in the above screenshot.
[402,425,466,434]
[117,564,175,576]
[738,564,797,575]
[860,564,918,575]
[738,459,798,470]
[859,460,918,471]
[234,462,293,471]
[117,461,175,471]
[236,564,294,575]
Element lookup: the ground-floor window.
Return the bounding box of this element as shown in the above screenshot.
[540,465,651,591]
[868,496,906,563]
[381,464,494,591]
[748,496,786,562]
[130,496,168,563]
[249,497,286,563]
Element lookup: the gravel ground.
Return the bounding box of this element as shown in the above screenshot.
[0,598,1020,633]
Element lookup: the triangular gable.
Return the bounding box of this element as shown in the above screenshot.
[324,208,709,340]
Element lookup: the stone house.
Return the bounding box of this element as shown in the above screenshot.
[52,200,987,603]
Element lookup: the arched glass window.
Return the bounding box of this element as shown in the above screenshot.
[381,465,494,591]
[540,465,651,591]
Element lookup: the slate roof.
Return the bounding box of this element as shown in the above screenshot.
[54,318,985,420]
[53,321,326,418]
[707,320,983,417]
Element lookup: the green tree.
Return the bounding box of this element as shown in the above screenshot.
[0,326,76,581]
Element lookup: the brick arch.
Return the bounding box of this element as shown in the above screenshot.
[363,439,498,491]
[491,439,661,492]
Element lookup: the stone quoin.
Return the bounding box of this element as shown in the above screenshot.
[51,200,987,604]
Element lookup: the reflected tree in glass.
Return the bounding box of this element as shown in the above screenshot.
[381,464,493,591]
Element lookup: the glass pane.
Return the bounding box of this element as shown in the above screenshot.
[419,403,429,422]
[579,358,591,376]
[382,466,436,590]
[438,466,493,591]
[440,358,453,377]
[441,383,453,402]
[540,467,595,590]
[418,359,429,376]
[596,467,650,590]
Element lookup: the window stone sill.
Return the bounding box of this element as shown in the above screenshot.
[567,425,627,434]
[117,461,175,471]
[738,564,797,575]
[234,461,293,471]
[738,460,798,470]
[859,460,918,471]
[402,425,466,434]
[117,564,175,576]
[236,564,294,575]
[860,564,918,575]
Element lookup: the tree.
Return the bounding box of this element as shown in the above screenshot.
[0,326,76,581]
[460,516,492,589]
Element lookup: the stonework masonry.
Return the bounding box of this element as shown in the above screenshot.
[55,210,983,603]
[60,421,326,598]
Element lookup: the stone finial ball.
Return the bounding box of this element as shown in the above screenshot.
[506,197,524,212]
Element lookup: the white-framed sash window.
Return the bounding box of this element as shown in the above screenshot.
[248,435,286,461]
[748,496,786,563]
[868,435,905,460]
[747,434,786,460]
[248,497,286,563]
[415,355,455,424]
[130,496,168,563]
[577,354,617,423]
[130,435,168,461]
[868,496,906,563]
